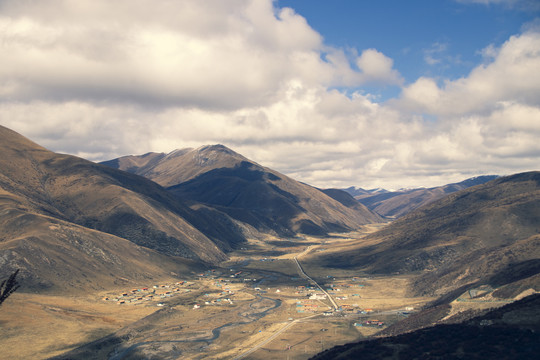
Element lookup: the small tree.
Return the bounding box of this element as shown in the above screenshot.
[0,269,20,306]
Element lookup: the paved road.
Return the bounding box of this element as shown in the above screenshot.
[234,245,339,359]
[294,254,339,311]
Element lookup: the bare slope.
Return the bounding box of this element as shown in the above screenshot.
[103,145,382,236]
[348,175,498,218]
[311,294,540,360]
[319,172,540,296]
[0,202,202,292]
[0,125,227,291]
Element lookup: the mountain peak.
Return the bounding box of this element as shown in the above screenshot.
[197,144,229,151]
[187,144,247,169]
[195,144,240,157]
[102,144,382,236]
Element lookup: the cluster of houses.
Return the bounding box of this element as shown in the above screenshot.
[195,296,234,309]
[102,273,242,309]
[102,281,193,306]
[194,286,236,309]
[354,319,385,327]
[188,272,243,310]
[198,268,259,284]
[295,301,320,313]
[294,285,317,294]
[309,293,327,300]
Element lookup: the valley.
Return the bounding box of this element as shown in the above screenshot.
[2,225,520,360]
[0,126,538,359]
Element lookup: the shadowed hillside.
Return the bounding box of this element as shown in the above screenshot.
[347,175,498,218]
[0,125,229,292]
[311,294,540,360]
[318,172,540,296]
[103,145,382,237]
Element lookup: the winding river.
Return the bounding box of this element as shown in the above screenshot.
[109,294,281,360]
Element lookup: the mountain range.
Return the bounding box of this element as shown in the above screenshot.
[0,126,231,291]
[311,293,540,360]
[0,125,379,292]
[1,124,538,359]
[2,123,537,299]
[102,145,381,237]
[318,171,540,297]
[345,175,499,218]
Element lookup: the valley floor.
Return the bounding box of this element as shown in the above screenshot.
[0,224,526,360]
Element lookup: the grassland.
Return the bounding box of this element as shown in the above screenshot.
[0,224,513,359]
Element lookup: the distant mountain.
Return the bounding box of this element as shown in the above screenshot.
[345,175,499,218]
[0,125,232,292]
[103,145,381,236]
[311,294,540,360]
[342,186,389,198]
[319,172,540,297]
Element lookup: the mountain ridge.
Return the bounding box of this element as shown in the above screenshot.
[345,175,499,218]
[317,172,540,297]
[310,294,540,360]
[0,125,231,292]
[103,145,382,236]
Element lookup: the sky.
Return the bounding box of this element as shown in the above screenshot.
[1,0,539,190]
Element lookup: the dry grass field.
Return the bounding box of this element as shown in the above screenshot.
[0,293,156,359]
[0,225,465,360]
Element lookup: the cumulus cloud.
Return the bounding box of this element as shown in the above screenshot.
[397,28,540,115]
[0,0,401,109]
[0,0,539,189]
[356,49,403,85]
[386,27,540,187]
[0,0,326,109]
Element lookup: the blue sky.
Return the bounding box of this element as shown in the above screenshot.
[1,0,539,189]
[279,0,538,97]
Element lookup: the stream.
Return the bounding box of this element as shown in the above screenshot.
[109,294,281,360]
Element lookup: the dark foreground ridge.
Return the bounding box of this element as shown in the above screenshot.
[310,294,540,360]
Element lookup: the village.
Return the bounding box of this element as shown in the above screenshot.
[99,264,418,338]
[88,234,432,359]
[2,234,434,360]
[101,269,244,309]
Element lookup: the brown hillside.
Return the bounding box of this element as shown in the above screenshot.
[103,145,382,236]
[318,172,540,296]
[311,294,540,360]
[0,125,228,292]
[0,201,202,293]
[353,175,498,218]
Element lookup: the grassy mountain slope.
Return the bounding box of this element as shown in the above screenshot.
[0,125,229,291]
[311,294,540,360]
[0,201,202,292]
[319,172,540,296]
[103,145,382,236]
[350,175,498,218]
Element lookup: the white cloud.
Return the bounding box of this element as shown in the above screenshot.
[356,49,403,85]
[387,28,540,186]
[0,0,400,110]
[398,77,442,113]
[0,0,538,190]
[397,28,540,115]
[0,0,328,109]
